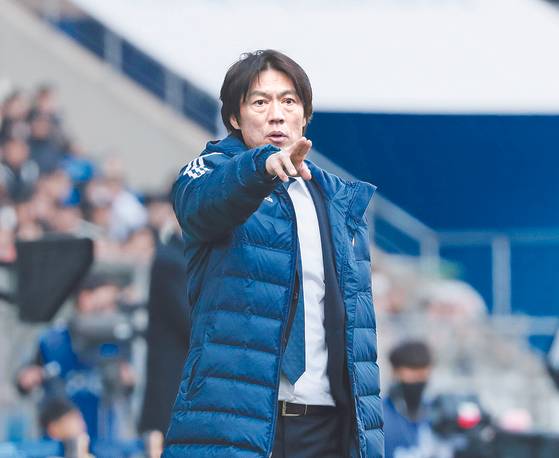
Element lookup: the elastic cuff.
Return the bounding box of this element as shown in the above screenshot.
[253,144,280,182]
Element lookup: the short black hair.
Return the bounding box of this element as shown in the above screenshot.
[38,397,77,431]
[389,340,432,369]
[220,49,313,138]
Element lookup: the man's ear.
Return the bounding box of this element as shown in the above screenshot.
[230,115,240,131]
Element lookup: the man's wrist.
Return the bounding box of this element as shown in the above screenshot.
[253,145,280,182]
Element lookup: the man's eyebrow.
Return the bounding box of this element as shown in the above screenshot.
[246,90,298,98]
[246,90,269,98]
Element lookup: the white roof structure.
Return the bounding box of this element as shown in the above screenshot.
[68,0,559,113]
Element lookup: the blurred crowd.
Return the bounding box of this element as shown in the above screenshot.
[372,251,559,456]
[2,84,559,458]
[0,84,180,457]
[0,84,177,274]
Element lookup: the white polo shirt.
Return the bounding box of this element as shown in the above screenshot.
[278,177,335,406]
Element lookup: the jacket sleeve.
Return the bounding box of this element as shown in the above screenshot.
[172,145,279,242]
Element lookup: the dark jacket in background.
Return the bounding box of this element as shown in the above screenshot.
[139,233,189,433]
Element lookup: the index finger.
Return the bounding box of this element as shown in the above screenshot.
[289,138,312,161]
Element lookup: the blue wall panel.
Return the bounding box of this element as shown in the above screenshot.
[307,113,559,230]
[307,112,559,322]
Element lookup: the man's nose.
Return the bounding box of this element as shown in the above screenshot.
[268,100,285,123]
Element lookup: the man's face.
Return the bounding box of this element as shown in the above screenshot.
[230,68,306,149]
[77,285,119,315]
[47,410,86,441]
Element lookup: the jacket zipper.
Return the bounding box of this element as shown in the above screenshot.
[267,187,299,457]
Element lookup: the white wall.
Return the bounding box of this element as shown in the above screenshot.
[67,0,559,113]
[0,0,210,192]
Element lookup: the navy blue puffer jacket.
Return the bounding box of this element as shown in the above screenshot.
[164,135,383,457]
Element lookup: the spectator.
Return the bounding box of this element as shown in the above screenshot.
[38,397,86,442]
[0,90,30,141]
[383,340,433,458]
[16,273,136,441]
[143,192,174,239]
[420,279,486,322]
[49,204,86,235]
[0,83,172,446]
[61,140,96,188]
[28,112,64,175]
[36,170,74,206]
[103,159,148,242]
[30,84,62,124]
[0,136,39,202]
[121,226,155,264]
[0,227,16,262]
[139,224,188,434]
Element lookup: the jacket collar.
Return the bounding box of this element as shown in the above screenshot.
[204,134,247,156]
[307,160,376,222]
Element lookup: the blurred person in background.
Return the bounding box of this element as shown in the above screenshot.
[82,177,112,231]
[49,203,87,235]
[15,273,136,441]
[139,218,189,435]
[143,192,175,239]
[0,90,30,141]
[36,169,75,207]
[0,87,152,262]
[34,397,93,458]
[29,83,67,160]
[165,49,382,458]
[0,226,16,262]
[421,279,486,323]
[38,396,87,442]
[30,84,63,127]
[28,111,64,175]
[383,340,433,458]
[0,136,39,202]
[103,156,148,242]
[61,139,96,200]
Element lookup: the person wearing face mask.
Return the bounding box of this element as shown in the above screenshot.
[383,340,433,458]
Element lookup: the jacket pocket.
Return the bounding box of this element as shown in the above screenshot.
[347,215,371,262]
[180,347,202,400]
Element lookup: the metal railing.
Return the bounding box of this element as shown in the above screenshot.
[437,229,559,314]
[311,149,558,348]
[22,0,220,134]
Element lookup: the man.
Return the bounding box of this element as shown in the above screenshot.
[31,397,91,458]
[139,223,190,434]
[164,50,383,457]
[38,397,87,442]
[0,135,39,202]
[16,273,136,440]
[383,341,432,458]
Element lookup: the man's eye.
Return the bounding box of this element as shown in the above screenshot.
[284,98,295,105]
[253,100,265,106]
